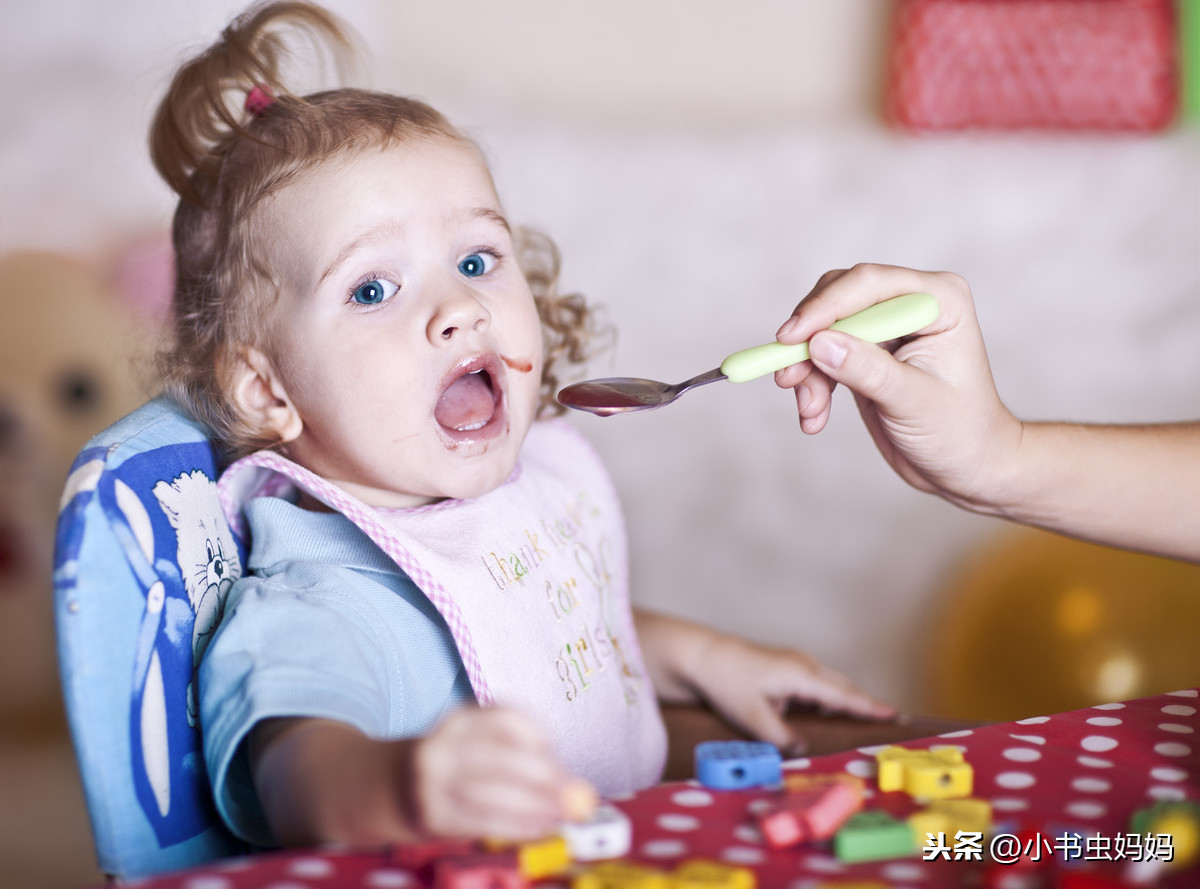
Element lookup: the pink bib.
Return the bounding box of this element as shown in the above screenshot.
[219,420,667,794]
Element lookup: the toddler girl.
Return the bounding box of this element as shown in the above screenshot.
[151,0,892,849]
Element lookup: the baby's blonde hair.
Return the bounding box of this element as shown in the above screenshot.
[151,1,601,462]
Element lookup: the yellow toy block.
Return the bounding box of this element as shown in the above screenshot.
[875,745,972,799]
[782,772,866,795]
[572,861,671,889]
[671,858,756,889]
[515,835,571,880]
[908,797,992,846]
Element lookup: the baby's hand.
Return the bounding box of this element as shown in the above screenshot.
[414,706,592,840]
[689,633,896,755]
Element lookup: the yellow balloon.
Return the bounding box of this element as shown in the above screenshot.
[921,527,1200,722]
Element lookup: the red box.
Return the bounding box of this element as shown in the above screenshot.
[885,0,1179,130]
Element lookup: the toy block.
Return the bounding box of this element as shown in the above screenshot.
[562,803,632,861]
[572,861,670,889]
[875,745,972,799]
[672,859,756,889]
[516,835,571,880]
[694,740,782,790]
[756,778,865,849]
[833,811,916,864]
[1130,800,1200,869]
[908,797,992,844]
[434,852,527,889]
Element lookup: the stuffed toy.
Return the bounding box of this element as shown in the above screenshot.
[0,239,169,734]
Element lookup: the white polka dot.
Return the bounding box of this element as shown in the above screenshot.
[364,871,414,889]
[1077,756,1114,768]
[1158,723,1194,734]
[994,771,1036,790]
[857,744,893,755]
[746,798,776,816]
[607,791,635,802]
[657,814,701,832]
[733,825,762,844]
[1150,766,1188,782]
[184,878,233,889]
[881,863,927,881]
[1147,785,1189,802]
[1093,702,1126,710]
[1155,741,1192,757]
[1016,716,1050,725]
[288,858,335,878]
[844,759,875,779]
[1086,716,1123,727]
[1167,689,1198,698]
[937,730,975,739]
[642,839,688,858]
[721,846,766,865]
[1002,747,1042,763]
[1162,704,1197,717]
[671,789,714,807]
[1071,777,1111,793]
[803,856,844,873]
[990,798,1030,813]
[1008,734,1046,745]
[989,874,1040,889]
[263,882,307,889]
[782,758,812,770]
[1064,800,1107,820]
[1081,736,1119,752]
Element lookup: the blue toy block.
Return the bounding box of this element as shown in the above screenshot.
[694,740,782,790]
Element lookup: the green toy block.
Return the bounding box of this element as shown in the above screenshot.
[834,811,917,864]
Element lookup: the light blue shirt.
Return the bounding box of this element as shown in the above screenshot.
[198,495,474,846]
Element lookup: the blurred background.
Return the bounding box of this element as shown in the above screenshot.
[1,1,1197,886]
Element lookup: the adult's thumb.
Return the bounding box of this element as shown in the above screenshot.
[808,329,906,408]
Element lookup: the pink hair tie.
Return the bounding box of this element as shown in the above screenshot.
[244,85,275,118]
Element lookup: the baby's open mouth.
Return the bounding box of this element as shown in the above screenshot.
[435,358,503,436]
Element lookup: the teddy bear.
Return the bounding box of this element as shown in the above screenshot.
[0,240,169,734]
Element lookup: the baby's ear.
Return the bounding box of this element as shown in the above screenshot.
[227,347,302,444]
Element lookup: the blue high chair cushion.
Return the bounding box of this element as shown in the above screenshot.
[54,397,254,879]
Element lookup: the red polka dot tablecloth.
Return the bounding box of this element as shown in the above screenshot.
[113,689,1200,889]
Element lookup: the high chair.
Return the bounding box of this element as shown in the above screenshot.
[54,397,253,880]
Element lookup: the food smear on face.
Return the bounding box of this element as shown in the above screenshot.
[435,369,496,431]
[502,355,533,374]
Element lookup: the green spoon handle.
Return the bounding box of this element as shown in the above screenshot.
[718,292,940,384]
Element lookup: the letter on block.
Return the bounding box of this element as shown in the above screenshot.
[875,745,972,799]
[562,804,632,861]
[834,811,916,863]
[694,740,782,790]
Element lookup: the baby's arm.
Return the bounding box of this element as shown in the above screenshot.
[773,263,1200,562]
[633,609,894,755]
[248,707,579,847]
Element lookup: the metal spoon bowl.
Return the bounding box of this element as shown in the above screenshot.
[557,293,939,417]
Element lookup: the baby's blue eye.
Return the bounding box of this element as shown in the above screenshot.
[458,252,494,278]
[351,278,398,306]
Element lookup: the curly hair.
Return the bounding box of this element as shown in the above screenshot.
[150,1,604,462]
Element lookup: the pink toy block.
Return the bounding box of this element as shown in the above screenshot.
[756,777,864,849]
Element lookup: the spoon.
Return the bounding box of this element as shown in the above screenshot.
[557,292,938,416]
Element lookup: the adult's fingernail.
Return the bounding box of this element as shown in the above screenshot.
[810,333,846,370]
[777,317,799,339]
